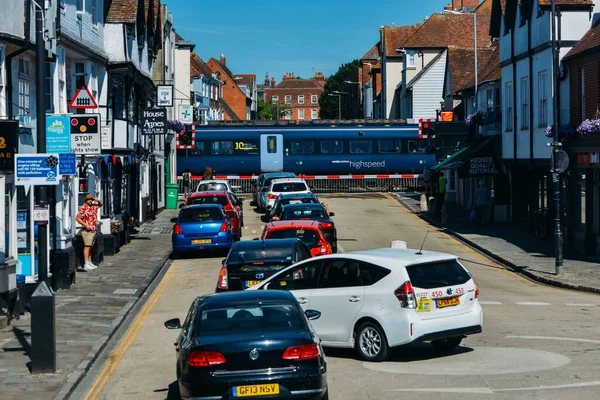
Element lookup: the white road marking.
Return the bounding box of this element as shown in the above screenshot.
[479,301,502,305]
[505,335,600,344]
[515,301,551,306]
[565,303,597,307]
[385,381,600,394]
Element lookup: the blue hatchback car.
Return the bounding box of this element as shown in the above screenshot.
[172,204,234,255]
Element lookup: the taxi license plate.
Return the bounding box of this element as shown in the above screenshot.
[235,383,280,397]
[246,280,262,288]
[437,297,460,308]
[191,239,211,244]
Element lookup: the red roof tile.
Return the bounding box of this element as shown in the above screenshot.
[232,74,256,87]
[381,25,421,57]
[190,54,215,78]
[106,0,138,24]
[361,44,380,60]
[565,21,600,59]
[539,0,594,6]
[447,47,498,93]
[275,78,325,89]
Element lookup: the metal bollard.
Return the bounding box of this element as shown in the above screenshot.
[31,281,56,373]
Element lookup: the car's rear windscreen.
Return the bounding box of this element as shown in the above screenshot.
[179,208,224,223]
[228,244,294,263]
[188,196,228,206]
[266,229,319,248]
[406,260,471,289]
[198,304,303,334]
[273,182,308,192]
[281,208,327,220]
[197,183,228,191]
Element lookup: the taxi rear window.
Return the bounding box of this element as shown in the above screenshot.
[188,196,228,206]
[406,260,471,289]
[267,228,319,248]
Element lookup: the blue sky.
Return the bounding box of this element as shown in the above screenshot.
[169,0,452,83]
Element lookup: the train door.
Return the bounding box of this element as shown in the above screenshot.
[260,134,283,172]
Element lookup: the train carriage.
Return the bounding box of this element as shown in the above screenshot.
[176,121,434,176]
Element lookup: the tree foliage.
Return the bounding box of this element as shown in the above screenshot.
[258,97,291,120]
[318,59,361,119]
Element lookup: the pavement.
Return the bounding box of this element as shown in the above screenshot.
[0,207,179,400]
[393,192,600,294]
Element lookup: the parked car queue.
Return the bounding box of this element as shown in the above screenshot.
[167,174,483,399]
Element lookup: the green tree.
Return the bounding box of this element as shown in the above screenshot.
[319,59,360,119]
[258,97,291,120]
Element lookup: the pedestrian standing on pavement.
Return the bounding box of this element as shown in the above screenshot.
[203,166,214,180]
[76,194,103,271]
[182,168,192,197]
[422,162,433,199]
[473,180,489,228]
[437,172,447,212]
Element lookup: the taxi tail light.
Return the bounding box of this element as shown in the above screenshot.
[469,273,479,298]
[268,193,276,199]
[394,281,416,309]
[187,350,226,367]
[219,221,229,232]
[173,224,183,235]
[320,222,333,229]
[282,344,320,360]
[217,266,228,289]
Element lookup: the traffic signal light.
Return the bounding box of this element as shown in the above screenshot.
[418,119,435,139]
[176,123,195,149]
[70,115,99,134]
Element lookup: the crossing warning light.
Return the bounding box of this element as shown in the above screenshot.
[70,115,99,134]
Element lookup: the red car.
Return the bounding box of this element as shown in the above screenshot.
[186,191,243,240]
[261,220,332,257]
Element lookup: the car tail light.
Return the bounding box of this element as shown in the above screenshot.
[187,350,226,367]
[219,221,229,232]
[282,344,320,360]
[394,281,416,309]
[320,222,333,229]
[173,224,183,235]
[217,266,228,289]
[474,283,479,299]
[268,193,276,199]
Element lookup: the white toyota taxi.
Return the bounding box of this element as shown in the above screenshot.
[249,248,483,361]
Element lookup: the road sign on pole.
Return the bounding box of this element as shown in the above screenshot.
[179,104,193,123]
[68,83,98,109]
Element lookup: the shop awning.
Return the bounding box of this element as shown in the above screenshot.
[431,136,502,178]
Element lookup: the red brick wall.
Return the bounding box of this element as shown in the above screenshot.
[206,59,248,120]
[569,52,600,126]
[264,87,324,121]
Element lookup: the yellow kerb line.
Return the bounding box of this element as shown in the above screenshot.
[83,261,179,400]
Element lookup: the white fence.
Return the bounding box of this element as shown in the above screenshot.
[177,174,422,195]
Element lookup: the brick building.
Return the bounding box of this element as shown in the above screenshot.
[207,54,251,121]
[264,72,325,121]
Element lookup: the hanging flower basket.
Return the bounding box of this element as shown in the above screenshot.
[465,111,484,127]
[577,119,600,136]
[545,124,577,140]
[167,120,185,133]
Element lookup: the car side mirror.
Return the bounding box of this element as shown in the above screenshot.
[328,211,335,217]
[170,217,178,223]
[305,310,321,320]
[164,318,181,329]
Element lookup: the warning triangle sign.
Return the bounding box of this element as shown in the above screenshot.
[69,83,98,109]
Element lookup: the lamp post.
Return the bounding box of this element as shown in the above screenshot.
[344,80,362,119]
[445,9,478,110]
[327,93,342,119]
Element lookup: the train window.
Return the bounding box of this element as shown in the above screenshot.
[291,140,314,154]
[266,136,277,154]
[408,139,430,153]
[320,140,343,154]
[190,142,205,156]
[379,139,402,153]
[212,141,234,155]
[349,140,372,154]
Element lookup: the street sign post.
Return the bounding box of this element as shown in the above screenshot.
[179,104,193,123]
[15,154,62,186]
[46,115,71,153]
[157,85,173,107]
[141,108,167,135]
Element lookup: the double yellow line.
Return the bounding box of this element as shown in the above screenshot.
[83,261,179,400]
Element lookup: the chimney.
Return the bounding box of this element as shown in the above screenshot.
[314,72,324,81]
[283,72,295,81]
[271,77,276,87]
[265,74,270,87]
[220,52,226,65]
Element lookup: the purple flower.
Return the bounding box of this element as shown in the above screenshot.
[577,119,600,136]
[167,120,185,133]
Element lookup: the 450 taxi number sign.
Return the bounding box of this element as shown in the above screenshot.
[235,383,279,397]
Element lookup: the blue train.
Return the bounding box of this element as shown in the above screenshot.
[176,122,434,176]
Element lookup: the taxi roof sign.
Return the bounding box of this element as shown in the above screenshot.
[68,83,98,109]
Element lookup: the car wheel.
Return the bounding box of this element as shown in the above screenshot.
[431,336,463,351]
[355,322,389,362]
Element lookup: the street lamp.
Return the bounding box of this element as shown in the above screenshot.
[345,80,362,119]
[444,9,477,111]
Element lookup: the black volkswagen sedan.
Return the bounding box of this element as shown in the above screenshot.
[165,290,328,400]
[216,238,312,292]
[278,204,337,253]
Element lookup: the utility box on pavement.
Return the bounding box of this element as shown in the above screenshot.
[166,183,179,209]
